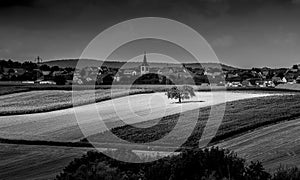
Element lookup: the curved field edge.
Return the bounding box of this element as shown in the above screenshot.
[0,89,154,116]
[1,93,299,152]
[1,85,298,116]
[89,93,300,150]
[1,84,300,95]
[215,118,300,172]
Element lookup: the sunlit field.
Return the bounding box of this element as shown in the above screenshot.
[0,89,153,115]
[90,93,300,149]
[0,91,273,141]
[0,90,300,179]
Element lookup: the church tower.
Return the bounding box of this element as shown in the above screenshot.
[140,51,149,75]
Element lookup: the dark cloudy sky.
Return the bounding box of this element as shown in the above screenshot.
[1,0,300,68]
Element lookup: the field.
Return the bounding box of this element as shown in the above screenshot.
[0,90,300,179]
[216,118,300,172]
[0,144,89,180]
[0,91,272,142]
[0,86,30,96]
[0,88,153,115]
[90,93,300,151]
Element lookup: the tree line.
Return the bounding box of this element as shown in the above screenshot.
[55,147,299,180]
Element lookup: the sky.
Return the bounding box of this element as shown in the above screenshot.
[1,0,300,68]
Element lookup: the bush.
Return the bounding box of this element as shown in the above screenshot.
[56,147,271,180]
[272,166,300,180]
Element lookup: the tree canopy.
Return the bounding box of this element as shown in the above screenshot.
[55,147,275,180]
[166,85,196,103]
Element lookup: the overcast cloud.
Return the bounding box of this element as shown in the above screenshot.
[1,0,300,68]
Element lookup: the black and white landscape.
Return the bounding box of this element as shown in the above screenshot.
[1,0,300,179]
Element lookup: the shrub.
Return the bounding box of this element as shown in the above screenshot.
[56,147,272,180]
[272,166,300,180]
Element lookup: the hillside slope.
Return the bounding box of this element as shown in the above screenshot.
[43,59,239,71]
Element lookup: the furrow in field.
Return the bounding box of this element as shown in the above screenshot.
[216,118,300,171]
[0,92,273,142]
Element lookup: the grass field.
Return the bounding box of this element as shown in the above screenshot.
[0,144,89,180]
[90,93,300,150]
[0,86,31,96]
[1,83,298,92]
[0,89,153,115]
[216,118,300,172]
[0,91,272,142]
[0,91,299,179]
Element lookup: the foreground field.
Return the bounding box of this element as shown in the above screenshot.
[216,118,300,172]
[0,91,299,179]
[0,144,89,180]
[91,93,300,151]
[0,91,272,142]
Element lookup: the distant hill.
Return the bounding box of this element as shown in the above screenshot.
[184,62,239,71]
[43,59,240,71]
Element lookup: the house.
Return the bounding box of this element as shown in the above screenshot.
[204,71,213,77]
[113,73,121,82]
[42,71,51,76]
[255,80,266,87]
[242,79,252,87]
[22,81,35,84]
[272,76,287,85]
[265,81,275,87]
[123,69,138,76]
[157,67,174,75]
[39,80,56,85]
[226,72,239,79]
[226,82,242,87]
[205,68,223,78]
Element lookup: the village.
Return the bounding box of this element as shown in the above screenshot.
[1,54,300,87]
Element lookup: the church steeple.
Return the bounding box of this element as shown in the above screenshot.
[141,51,149,67]
[141,51,149,75]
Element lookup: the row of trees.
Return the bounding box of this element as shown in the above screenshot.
[55,147,299,180]
[0,59,65,72]
[96,73,213,86]
[0,59,75,84]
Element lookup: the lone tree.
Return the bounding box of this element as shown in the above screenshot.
[166,85,196,103]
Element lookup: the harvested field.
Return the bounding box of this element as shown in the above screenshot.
[0,91,277,143]
[90,93,300,151]
[0,86,30,96]
[0,89,153,115]
[0,91,299,179]
[0,144,89,180]
[216,118,300,172]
